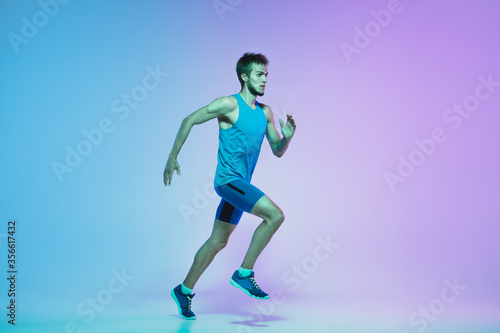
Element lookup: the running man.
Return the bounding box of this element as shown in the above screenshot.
[163,52,296,320]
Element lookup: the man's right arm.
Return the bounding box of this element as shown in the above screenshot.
[163,96,236,186]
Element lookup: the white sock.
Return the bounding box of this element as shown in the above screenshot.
[181,283,193,295]
[238,267,253,277]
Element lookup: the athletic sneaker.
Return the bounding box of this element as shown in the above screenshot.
[230,270,269,299]
[171,284,196,320]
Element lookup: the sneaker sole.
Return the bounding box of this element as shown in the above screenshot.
[230,278,269,299]
[170,289,196,320]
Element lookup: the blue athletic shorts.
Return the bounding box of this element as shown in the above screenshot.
[214,179,266,225]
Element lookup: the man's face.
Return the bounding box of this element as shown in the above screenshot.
[246,63,268,97]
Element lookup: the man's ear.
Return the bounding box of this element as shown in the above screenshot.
[241,72,248,84]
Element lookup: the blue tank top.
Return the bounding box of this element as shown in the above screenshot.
[214,93,267,187]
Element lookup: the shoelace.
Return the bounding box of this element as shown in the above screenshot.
[186,295,193,311]
[248,276,261,290]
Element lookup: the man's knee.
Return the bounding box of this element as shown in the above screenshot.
[270,206,285,226]
[252,196,284,225]
[208,237,228,252]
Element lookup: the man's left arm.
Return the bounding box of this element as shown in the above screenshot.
[262,104,296,158]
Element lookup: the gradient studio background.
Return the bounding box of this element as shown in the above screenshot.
[1,0,499,332]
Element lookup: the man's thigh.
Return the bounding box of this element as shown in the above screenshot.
[250,195,283,222]
[215,179,266,214]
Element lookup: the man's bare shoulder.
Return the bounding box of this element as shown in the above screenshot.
[259,102,271,109]
[207,95,238,115]
[259,102,273,119]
